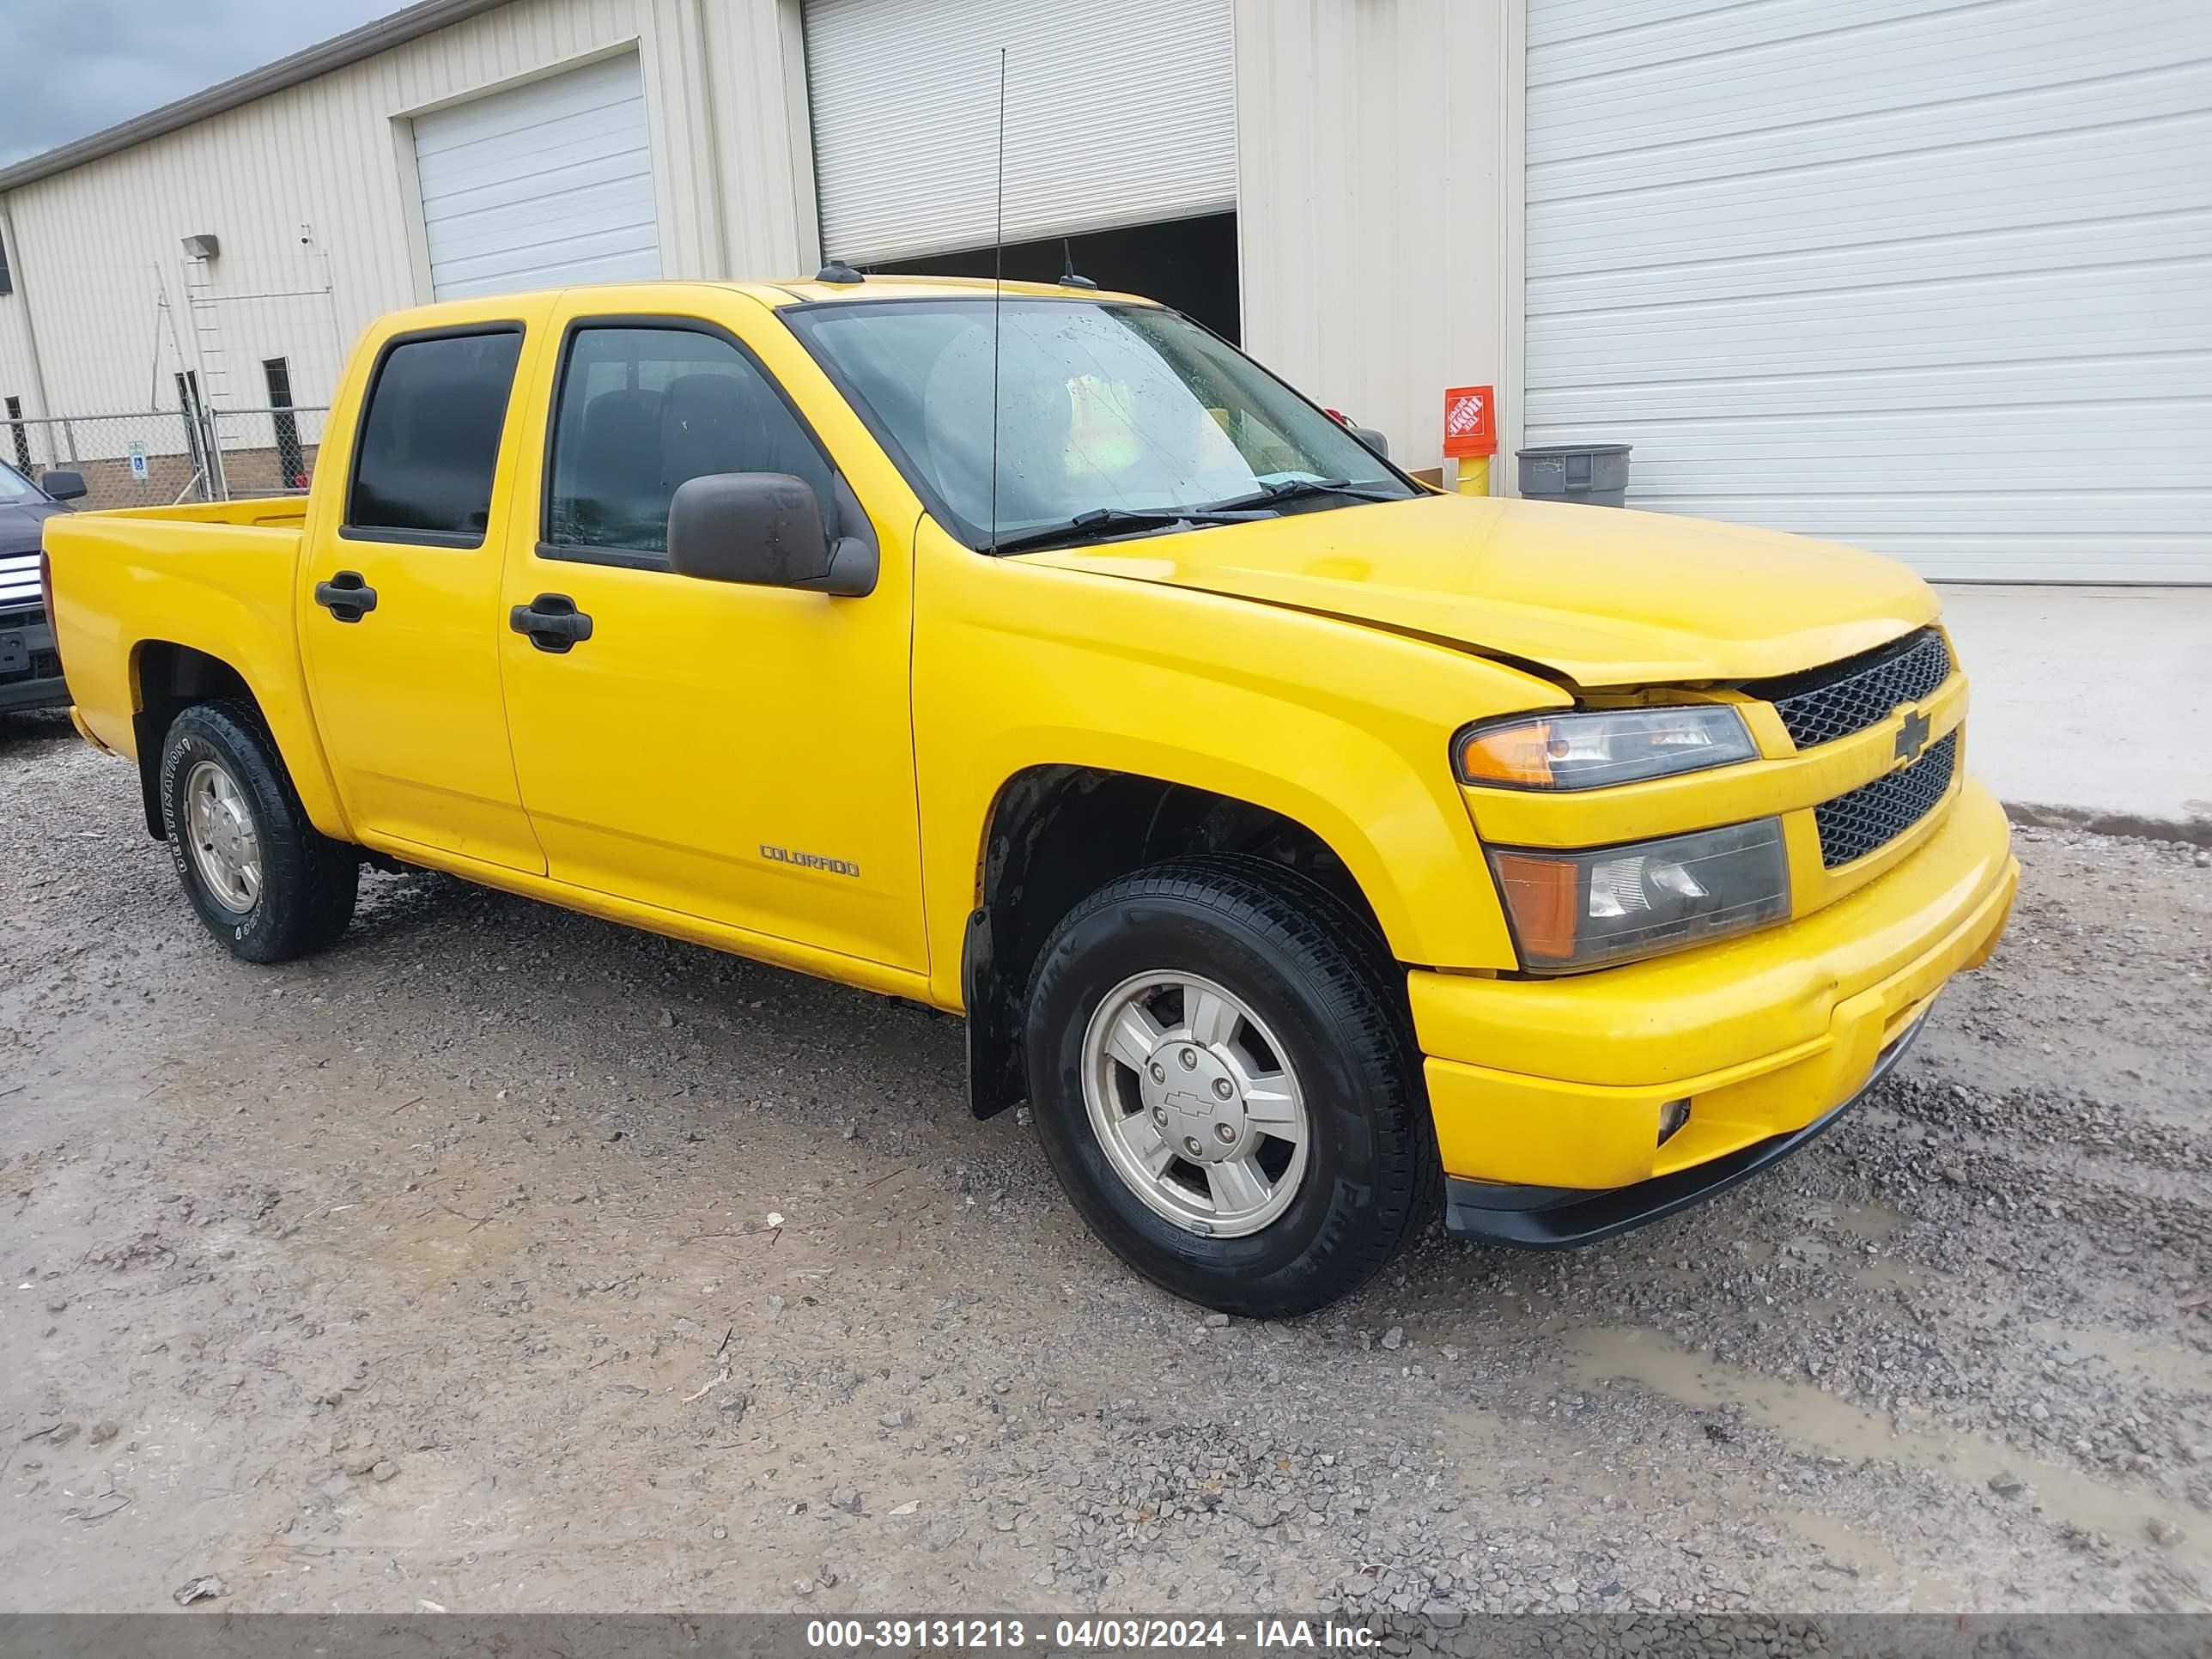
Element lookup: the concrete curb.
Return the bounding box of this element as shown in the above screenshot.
[2003,799,2212,850]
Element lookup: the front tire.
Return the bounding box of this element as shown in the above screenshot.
[160,700,358,963]
[1024,856,1437,1317]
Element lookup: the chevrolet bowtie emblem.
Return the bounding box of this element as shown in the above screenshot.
[1894,708,1931,764]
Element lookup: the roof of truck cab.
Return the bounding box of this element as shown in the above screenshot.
[368,276,1160,337]
[738,275,1160,308]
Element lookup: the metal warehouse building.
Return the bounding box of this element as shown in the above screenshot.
[0,0,2205,581]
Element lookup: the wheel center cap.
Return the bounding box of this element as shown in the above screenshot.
[1141,1044,1243,1162]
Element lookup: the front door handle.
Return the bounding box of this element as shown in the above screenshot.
[313,571,378,623]
[509,592,593,653]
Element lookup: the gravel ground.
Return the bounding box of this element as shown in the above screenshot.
[3,707,2208,1618]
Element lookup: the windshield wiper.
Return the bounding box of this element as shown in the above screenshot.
[1200,477,1407,513]
[987,480,1401,556]
[988,505,1266,556]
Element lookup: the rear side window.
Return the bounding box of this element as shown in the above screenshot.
[544,323,836,564]
[346,329,523,544]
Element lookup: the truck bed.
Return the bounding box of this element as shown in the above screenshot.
[89,496,313,530]
[45,498,308,762]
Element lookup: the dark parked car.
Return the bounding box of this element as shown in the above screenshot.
[0,459,86,715]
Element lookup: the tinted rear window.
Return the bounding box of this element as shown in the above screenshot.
[346,330,523,542]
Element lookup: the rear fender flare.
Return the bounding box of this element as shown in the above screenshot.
[130,636,351,843]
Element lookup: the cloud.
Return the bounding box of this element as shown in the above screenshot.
[0,0,398,167]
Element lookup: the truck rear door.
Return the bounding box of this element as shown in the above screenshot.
[298,301,550,874]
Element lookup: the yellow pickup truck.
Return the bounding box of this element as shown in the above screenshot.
[44,276,2016,1316]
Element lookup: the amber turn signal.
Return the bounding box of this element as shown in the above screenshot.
[1490,851,1581,960]
[1457,721,1561,787]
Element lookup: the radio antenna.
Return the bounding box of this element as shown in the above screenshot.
[988,46,1007,555]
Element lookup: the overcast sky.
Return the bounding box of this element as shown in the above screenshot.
[0,0,400,167]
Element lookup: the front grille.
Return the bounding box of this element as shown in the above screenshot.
[1758,628,1953,750]
[0,551,42,611]
[1815,731,1959,868]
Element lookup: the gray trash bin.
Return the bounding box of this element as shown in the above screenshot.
[1516,443,1632,507]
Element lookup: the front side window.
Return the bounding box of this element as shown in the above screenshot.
[545,324,836,562]
[346,329,522,543]
[782,299,1413,550]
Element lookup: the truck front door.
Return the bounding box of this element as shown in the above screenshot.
[494,294,925,974]
[299,306,549,874]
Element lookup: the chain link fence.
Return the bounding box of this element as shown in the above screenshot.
[3,405,330,512]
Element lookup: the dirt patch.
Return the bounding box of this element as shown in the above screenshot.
[3,708,2208,1615]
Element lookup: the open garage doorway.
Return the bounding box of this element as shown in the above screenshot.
[865,212,1241,345]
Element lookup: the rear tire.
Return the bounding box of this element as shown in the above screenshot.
[1024,855,1437,1317]
[160,700,357,963]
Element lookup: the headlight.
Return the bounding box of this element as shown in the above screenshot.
[1490,818,1790,971]
[1455,706,1757,790]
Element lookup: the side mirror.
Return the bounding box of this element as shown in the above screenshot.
[1350,428,1389,460]
[667,472,877,598]
[40,469,88,502]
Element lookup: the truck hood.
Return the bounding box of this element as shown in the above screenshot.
[1018,494,1938,688]
[0,497,68,556]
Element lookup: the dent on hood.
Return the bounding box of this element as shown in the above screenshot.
[1024,495,1938,690]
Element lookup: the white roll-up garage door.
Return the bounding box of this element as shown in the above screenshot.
[412,53,661,301]
[803,0,1236,264]
[1524,1,2212,582]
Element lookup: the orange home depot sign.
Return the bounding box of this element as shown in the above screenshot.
[1443,386,1496,458]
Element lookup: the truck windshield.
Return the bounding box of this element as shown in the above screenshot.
[0,461,41,505]
[782,298,1415,551]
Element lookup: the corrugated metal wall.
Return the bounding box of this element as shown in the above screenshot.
[0,0,1522,480]
[805,0,1237,264]
[0,211,40,420]
[1235,0,1513,478]
[1524,0,2212,582]
[0,0,815,438]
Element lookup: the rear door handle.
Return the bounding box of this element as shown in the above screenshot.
[313,571,378,622]
[509,592,593,653]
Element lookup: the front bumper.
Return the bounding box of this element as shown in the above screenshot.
[1443,1006,1928,1247]
[0,611,66,713]
[1411,778,2017,1232]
